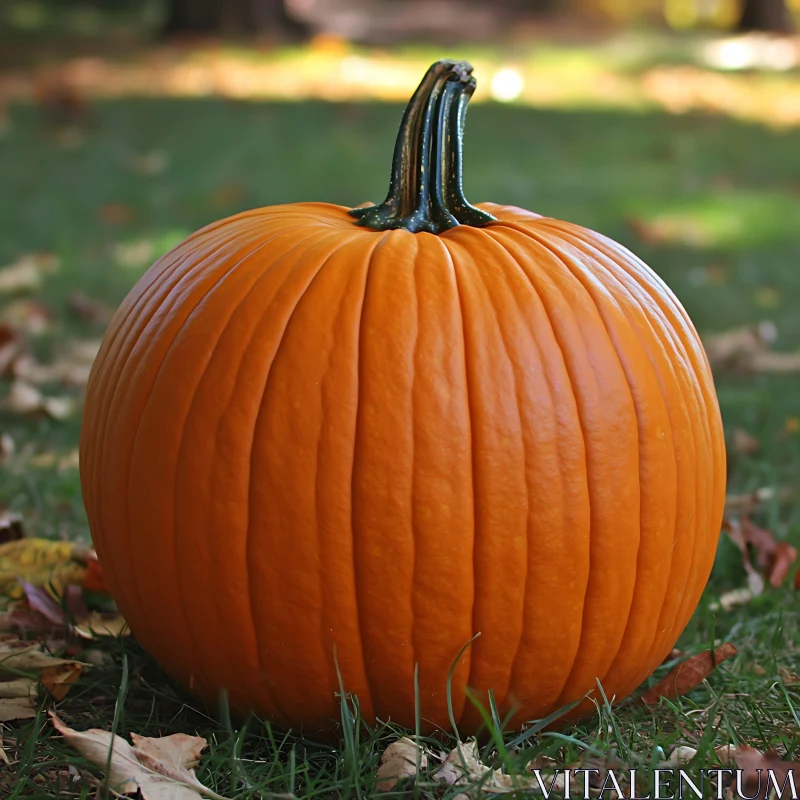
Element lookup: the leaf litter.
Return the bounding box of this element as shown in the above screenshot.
[0,637,90,721]
[51,713,230,800]
[640,643,737,706]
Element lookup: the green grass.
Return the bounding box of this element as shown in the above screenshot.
[1,89,800,797]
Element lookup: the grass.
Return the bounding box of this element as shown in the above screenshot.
[1,63,800,797]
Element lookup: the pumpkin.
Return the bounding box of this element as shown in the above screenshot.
[80,59,726,736]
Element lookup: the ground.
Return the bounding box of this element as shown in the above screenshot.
[1,30,799,799]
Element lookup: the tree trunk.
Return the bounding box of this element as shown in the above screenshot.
[737,0,794,32]
[162,0,310,38]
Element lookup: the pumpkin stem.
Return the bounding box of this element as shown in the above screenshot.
[349,59,496,234]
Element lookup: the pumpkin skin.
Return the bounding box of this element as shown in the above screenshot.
[79,62,726,736]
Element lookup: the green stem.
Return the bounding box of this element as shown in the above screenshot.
[349,59,496,234]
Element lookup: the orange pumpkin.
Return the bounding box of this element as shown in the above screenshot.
[80,60,726,736]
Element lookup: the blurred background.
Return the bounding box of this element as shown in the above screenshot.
[0,0,799,557]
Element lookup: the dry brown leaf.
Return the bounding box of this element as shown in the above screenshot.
[748,350,800,373]
[778,666,800,684]
[732,745,800,797]
[703,321,800,374]
[0,299,52,336]
[50,713,229,800]
[376,737,426,791]
[0,254,57,294]
[724,486,777,518]
[0,323,22,377]
[712,586,754,612]
[732,427,760,456]
[663,746,698,767]
[40,662,85,701]
[67,291,114,326]
[769,542,798,588]
[641,643,737,705]
[12,338,100,388]
[98,203,134,225]
[0,639,88,709]
[0,676,36,698]
[723,515,796,592]
[0,638,88,674]
[702,321,777,371]
[433,740,533,794]
[0,696,37,722]
[1,379,75,420]
[73,612,130,640]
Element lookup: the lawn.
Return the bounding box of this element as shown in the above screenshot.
[1,40,800,798]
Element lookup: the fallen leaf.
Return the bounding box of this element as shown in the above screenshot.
[732,745,800,798]
[12,337,100,387]
[711,586,754,612]
[50,713,230,800]
[113,238,155,268]
[73,612,130,640]
[702,321,777,372]
[98,203,134,225]
[732,427,760,456]
[724,487,776,518]
[432,740,546,794]
[0,512,24,545]
[0,676,37,698]
[67,291,114,326]
[747,349,800,373]
[0,638,89,708]
[40,662,85,701]
[778,666,800,684]
[663,746,698,767]
[0,299,51,336]
[0,538,95,599]
[0,637,87,673]
[0,254,58,294]
[769,542,798,588]
[1,379,75,420]
[21,581,88,625]
[376,737,426,791]
[641,643,737,705]
[0,323,23,377]
[0,696,36,722]
[703,320,800,374]
[723,515,796,592]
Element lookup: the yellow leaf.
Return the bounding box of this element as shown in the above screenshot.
[0,538,92,599]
